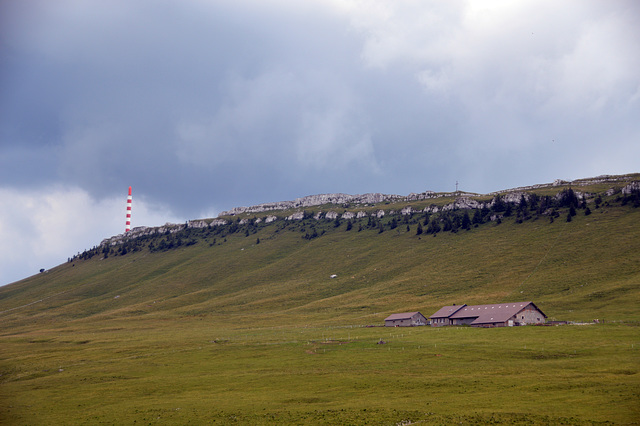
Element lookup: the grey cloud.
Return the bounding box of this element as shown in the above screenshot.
[1,0,639,215]
[2,0,639,285]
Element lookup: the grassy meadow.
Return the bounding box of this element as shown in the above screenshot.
[1,319,638,424]
[1,177,639,424]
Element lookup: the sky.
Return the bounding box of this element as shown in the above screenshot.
[1,0,639,286]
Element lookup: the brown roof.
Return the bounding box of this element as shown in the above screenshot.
[449,302,546,325]
[430,304,466,319]
[384,312,423,321]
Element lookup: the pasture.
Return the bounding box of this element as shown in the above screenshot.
[1,318,638,424]
[2,179,639,424]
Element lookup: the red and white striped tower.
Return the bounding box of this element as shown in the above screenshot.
[125,186,132,232]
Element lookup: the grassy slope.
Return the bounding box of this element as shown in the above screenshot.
[1,177,639,424]
[1,196,639,327]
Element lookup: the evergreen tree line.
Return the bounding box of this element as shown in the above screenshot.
[70,187,637,261]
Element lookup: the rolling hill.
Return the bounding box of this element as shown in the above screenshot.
[2,174,639,328]
[2,174,640,425]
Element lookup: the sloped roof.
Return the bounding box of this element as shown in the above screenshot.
[384,312,424,321]
[430,304,466,319]
[449,302,546,325]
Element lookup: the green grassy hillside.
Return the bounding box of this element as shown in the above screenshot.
[1,175,639,328]
[1,176,639,424]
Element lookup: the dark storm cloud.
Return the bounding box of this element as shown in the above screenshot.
[1,0,384,213]
[4,0,637,213]
[1,0,639,285]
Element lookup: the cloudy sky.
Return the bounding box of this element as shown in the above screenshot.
[1,0,639,286]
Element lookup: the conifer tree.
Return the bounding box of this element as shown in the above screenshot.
[472,209,483,225]
[462,211,471,230]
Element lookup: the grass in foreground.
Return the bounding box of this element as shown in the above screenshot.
[1,319,638,424]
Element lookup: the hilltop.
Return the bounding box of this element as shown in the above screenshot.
[101,174,638,245]
[216,174,635,216]
[1,173,639,329]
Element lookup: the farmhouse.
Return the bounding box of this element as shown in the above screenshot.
[430,302,546,327]
[384,312,428,327]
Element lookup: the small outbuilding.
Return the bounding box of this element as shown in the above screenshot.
[384,312,428,327]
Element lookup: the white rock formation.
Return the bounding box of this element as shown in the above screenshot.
[622,182,640,194]
[401,206,415,215]
[325,211,339,220]
[187,220,209,228]
[286,212,304,220]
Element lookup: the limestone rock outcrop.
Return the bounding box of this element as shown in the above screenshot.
[97,175,637,249]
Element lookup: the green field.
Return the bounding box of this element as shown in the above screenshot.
[1,320,638,424]
[1,176,639,424]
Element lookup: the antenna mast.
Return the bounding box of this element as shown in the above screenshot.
[125,186,132,232]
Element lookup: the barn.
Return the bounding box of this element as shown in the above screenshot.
[429,304,466,327]
[430,302,546,327]
[384,312,428,327]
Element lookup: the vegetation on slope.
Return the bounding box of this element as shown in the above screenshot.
[1,322,638,424]
[1,175,639,425]
[1,176,639,327]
